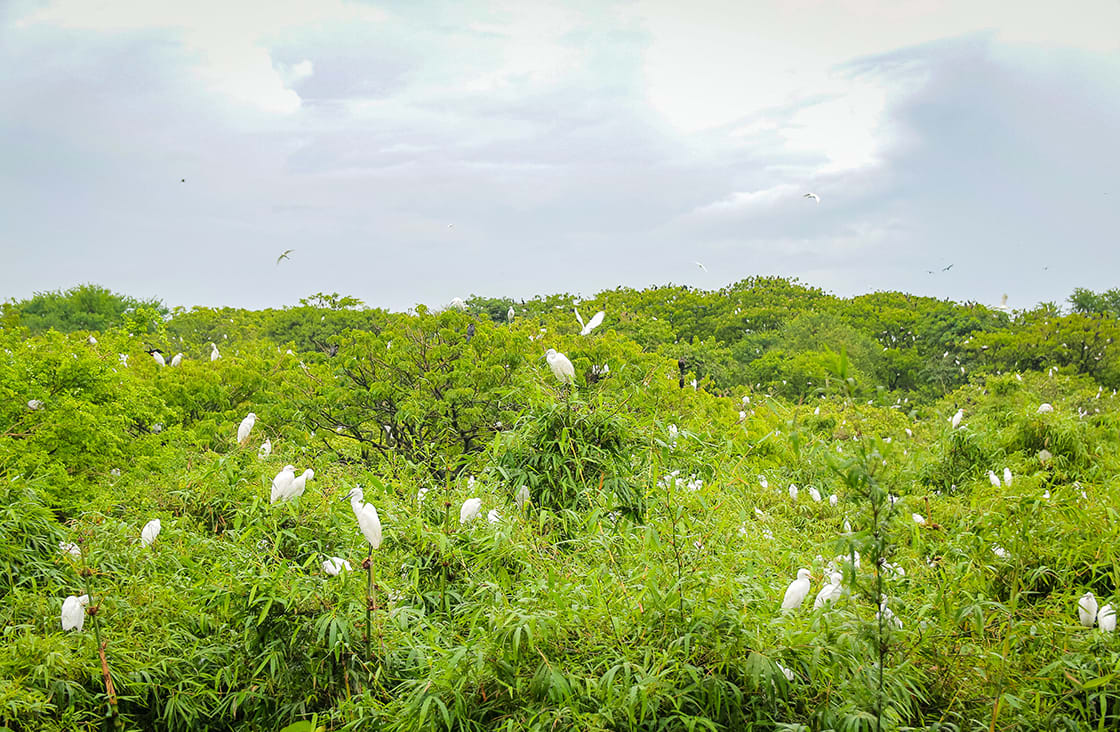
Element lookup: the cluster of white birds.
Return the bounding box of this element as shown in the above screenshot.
[270,465,315,503]
[1078,592,1116,632]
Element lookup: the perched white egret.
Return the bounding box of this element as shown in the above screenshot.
[209,343,221,361]
[87,335,98,345]
[905,427,913,437]
[808,487,822,502]
[59,541,81,558]
[829,494,838,507]
[1099,604,1116,633]
[27,399,43,410]
[1079,592,1098,627]
[507,305,515,322]
[289,469,314,499]
[544,349,575,384]
[487,508,500,523]
[141,518,161,547]
[346,487,382,550]
[149,349,166,366]
[877,600,902,629]
[258,439,272,460]
[61,594,90,631]
[988,470,1001,487]
[515,484,530,509]
[237,413,256,446]
[460,497,482,524]
[270,465,297,503]
[170,352,183,367]
[322,556,352,575]
[781,569,812,610]
[1037,403,1053,414]
[813,572,843,608]
[1003,467,1013,486]
[996,293,1010,312]
[449,297,467,311]
[788,484,798,500]
[950,408,963,429]
[913,513,926,525]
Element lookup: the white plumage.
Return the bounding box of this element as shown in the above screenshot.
[577,309,605,336]
[813,571,843,608]
[781,568,812,610]
[150,350,166,366]
[460,497,482,524]
[1079,591,1098,628]
[1100,603,1116,633]
[951,408,963,429]
[270,465,296,503]
[347,487,383,550]
[545,349,575,385]
[1002,467,1013,486]
[61,594,90,631]
[289,469,314,500]
[59,541,81,558]
[487,508,500,523]
[507,306,515,323]
[988,470,1001,487]
[258,439,272,460]
[209,343,221,361]
[141,518,161,547]
[322,556,352,575]
[808,486,822,502]
[170,352,183,367]
[1037,403,1054,414]
[237,413,256,445]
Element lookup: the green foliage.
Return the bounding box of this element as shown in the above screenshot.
[1,284,167,334]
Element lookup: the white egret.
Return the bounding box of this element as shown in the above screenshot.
[808,487,822,502]
[776,662,795,681]
[449,297,467,311]
[270,465,296,503]
[141,518,161,547]
[170,352,183,367]
[788,484,798,500]
[996,293,1010,312]
[912,513,926,525]
[27,399,43,410]
[1100,604,1116,633]
[1037,403,1053,414]
[813,572,843,608]
[322,556,352,575]
[695,261,707,272]
[209,343,221,361]
[416,486,429,504]
[460,497,482,524]
[877,600,902,629]
[1079,592,1098,627]
[507,305,515,322]
[59,541,81,558]
[289,469,314,499]
[950,408,963,429]
[544,349,575,385]
[345,486,382,550]
[803,192,820,203]
[781,569,812,610]
[87,335,98,345]
[905,428,913,437]
[1003,467,1013,486]
[487,508,500,523]
[992,544,1009,559]
[988,470,1001,487]
[515,485,530,509]
[148,349,166,366]
[258,439,272,460]
[668,424,679,442]
[237,413,256,446]
[579,310,605,336]
[61,594,90,631]
[829,494,838,506]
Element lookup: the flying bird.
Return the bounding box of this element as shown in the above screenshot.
[942,264,954,271]
[276,249,294,265]
[803,192,820,203]
[574,308,605,336]
[695,261,707,272]
[996,294,1010,312]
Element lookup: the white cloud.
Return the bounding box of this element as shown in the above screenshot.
[19,0,383,113]
[691,184,802,217]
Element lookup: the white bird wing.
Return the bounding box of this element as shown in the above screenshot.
[581,310,605,336]
[574,307,585,329]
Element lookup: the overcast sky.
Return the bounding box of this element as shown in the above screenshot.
[1,0,1118,312]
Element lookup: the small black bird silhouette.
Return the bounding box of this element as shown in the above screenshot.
[942,264,954,271]
[180,178,185,183]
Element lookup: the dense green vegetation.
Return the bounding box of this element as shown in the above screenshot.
[3,279,1119,731]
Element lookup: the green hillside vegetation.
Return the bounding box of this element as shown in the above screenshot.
[2,278,1120,731]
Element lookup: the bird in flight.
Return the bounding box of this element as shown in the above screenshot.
[942,264,953,271]
[803,192,820,203]
[276,249,294,265]
[695,261,707,272]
